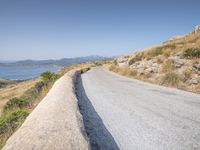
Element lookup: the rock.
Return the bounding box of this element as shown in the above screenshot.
[145,68,154,73]
[193,64,200,71]
[138,68,145,75]
[169,56,184,68]
[145,66,159,73]
[188,78,198,85]
[117,57,129,67]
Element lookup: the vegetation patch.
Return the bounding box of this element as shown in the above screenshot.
[161,72,180,86]
[0,110,29,148]
[146,47,163,58]
[162,60,175,73]
[4,97,30,112]
[109,65,137,77]
[129,52,145,65]
[41,71,58,83]
[0,71,60,148]
[183,48,200,58]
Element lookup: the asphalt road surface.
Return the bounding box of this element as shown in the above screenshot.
[76,67,200,150]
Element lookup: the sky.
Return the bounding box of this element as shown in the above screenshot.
[0,0,200,60]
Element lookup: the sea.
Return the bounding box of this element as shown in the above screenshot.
[0,65,61,80]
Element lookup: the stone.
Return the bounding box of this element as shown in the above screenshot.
[145,66,159,73]
[188,78,198,85]
[117,57,129,67]
[169,56,184,68]
[193,64,200,71]
[138,68,145,75]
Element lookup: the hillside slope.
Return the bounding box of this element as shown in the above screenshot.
[110,25,200,93]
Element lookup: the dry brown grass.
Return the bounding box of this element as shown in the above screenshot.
[109,64,137,77]
[0,78,40,116]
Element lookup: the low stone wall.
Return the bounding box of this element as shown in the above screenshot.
[3,70,89,150]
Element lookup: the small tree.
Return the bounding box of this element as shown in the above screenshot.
[41,71,58,82]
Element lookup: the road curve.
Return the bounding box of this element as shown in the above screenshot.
[76,67,200,150]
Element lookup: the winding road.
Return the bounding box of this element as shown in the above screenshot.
[76,67,200,150]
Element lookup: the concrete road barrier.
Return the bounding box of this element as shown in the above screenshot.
[3,70,89,150]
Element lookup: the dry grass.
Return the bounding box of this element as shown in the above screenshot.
[109,64,137,77]
[162,60,175,73]
[161,72,180,87]
[0,78,40,116]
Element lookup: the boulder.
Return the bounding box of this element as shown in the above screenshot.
[188,78,198,85]
[193,64,200,71]
[169,56,184,68]
[117,57,129,67]
[145,66,159,73]
[138,68,145,75]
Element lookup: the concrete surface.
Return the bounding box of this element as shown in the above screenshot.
[77,67,200,150]
[3,70,89,150]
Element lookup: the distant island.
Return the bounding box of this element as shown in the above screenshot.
[0,55,107,67]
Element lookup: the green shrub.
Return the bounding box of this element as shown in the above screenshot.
[34,81,45,93]
[0,110,29,148]
[4,97,30,112]
[183,48,200,58]
[0,110,29,133]
[161,72,180,86]
[41,71,58,82]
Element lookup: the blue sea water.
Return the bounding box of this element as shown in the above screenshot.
[0,65,61,80]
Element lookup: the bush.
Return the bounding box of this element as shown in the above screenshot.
[183,48,200,58]
[129,52,144,65]
[34,81,45,93]
[4,97,30,112]
[41,71,58,82]
[183,69,192,80]
[0,110,29,148]
[161,72,180,86]
[147,47,163,58]
[162,60,175,73]
[0,110,29,133]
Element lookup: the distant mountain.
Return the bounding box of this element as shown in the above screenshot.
[0,56,107,67]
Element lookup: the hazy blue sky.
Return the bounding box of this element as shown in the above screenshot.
[0,0,200,60]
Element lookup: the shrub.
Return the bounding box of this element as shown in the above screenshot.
[147,47,163,58]
[129,52,144,65]
[183,48,200,58]
[181,69,192,82]
[0,110,29,148]
[162,60,175,73]
[34,81,45,93]
[41,71,58,82]
[156,57,163,64]
[4,97,30,112]
[0,110,29,133]
[161,72,180,86]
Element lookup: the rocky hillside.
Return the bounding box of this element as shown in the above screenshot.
[113,25,200,93]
